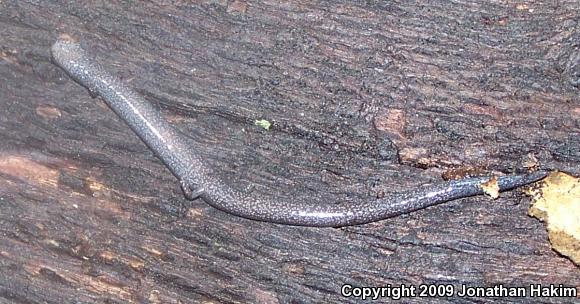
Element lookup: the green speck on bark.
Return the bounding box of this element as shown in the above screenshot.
[254,119,271,130]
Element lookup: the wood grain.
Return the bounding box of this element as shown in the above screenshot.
[0,1,578,303]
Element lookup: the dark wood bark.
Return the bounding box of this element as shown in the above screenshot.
[0,1,578,303]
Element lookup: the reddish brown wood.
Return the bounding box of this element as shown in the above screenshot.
[0,1,578,303]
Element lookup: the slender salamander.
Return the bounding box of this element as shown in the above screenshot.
[51,36,547,227]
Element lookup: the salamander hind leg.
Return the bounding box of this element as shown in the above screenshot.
[180,179,205,200]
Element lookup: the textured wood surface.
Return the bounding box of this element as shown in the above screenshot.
[0,1,578,303]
